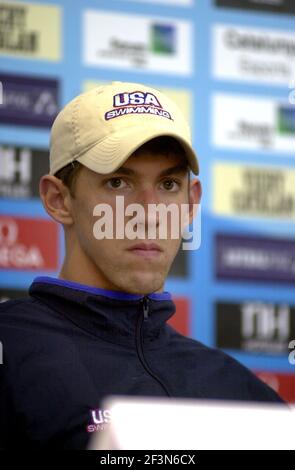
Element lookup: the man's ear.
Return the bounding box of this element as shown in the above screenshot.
[188,177,202,225]
[39,175,74,225]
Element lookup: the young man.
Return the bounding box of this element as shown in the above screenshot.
[0,82,284,450]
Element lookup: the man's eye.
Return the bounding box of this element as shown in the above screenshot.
[106,177,127,189]
[161,179,180,191]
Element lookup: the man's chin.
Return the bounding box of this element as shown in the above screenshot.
[120,273,165,296]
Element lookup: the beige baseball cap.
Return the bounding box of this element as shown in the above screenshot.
[49,81,199,176]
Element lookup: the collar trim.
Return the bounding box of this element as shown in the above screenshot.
[32,276,172,301]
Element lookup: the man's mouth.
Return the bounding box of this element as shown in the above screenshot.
[127,243,163,258]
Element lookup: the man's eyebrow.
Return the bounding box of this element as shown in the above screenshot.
[113,163,189,177]
[158,164,189,177]
[111,167,135,176]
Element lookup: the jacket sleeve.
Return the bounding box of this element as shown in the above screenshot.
[0,350,16,450]
[246,370,286,405]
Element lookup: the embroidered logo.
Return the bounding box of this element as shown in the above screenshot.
[105,91,173,121]
[86,408,112,433]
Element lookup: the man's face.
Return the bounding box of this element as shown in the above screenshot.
[64,150,200,295]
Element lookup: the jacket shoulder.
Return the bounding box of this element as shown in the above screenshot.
[167,326,285,404]
[0,296,34,312]
[0,295,54,323]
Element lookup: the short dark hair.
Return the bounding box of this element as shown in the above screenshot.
[54,136,189,197]
[133,136,188,162]
[54,160,82,197]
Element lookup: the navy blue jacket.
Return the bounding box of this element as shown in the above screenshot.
[0,276,284,449]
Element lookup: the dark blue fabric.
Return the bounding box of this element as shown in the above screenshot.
[33,276,172,301]
[0,277,285,449]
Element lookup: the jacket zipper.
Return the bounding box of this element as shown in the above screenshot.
[135,295,171,397]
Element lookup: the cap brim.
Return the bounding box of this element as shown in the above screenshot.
[75,126,199,176]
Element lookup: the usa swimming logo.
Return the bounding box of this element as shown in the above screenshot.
[87,408,112,433]
[105,91,173,121]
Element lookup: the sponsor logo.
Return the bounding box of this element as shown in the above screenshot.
[213,25,295,86]
[0,144,48,198]
[0,73,59,128]
[0,3,37,54]
[216,301,295,355]
[151,24,175,54]
[215,0,295,15]
[0,216,59,270]
[213,93,295,153]
[83,10,192,75]
[215,233,295,284]
[224,28,295,57]
[213,94,274,149]
[87,408,112,433]
[233,121,273,147]
[0,2,61,61]
[213,163,295,220]
[105,91,172,121]
[277,105,295,135]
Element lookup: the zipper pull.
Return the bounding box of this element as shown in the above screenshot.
[142,296,150,322]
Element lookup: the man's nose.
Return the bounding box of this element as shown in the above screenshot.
[135,186,160,232]
[136,184,160,206]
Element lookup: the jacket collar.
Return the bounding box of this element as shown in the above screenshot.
[28,276,176,347]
